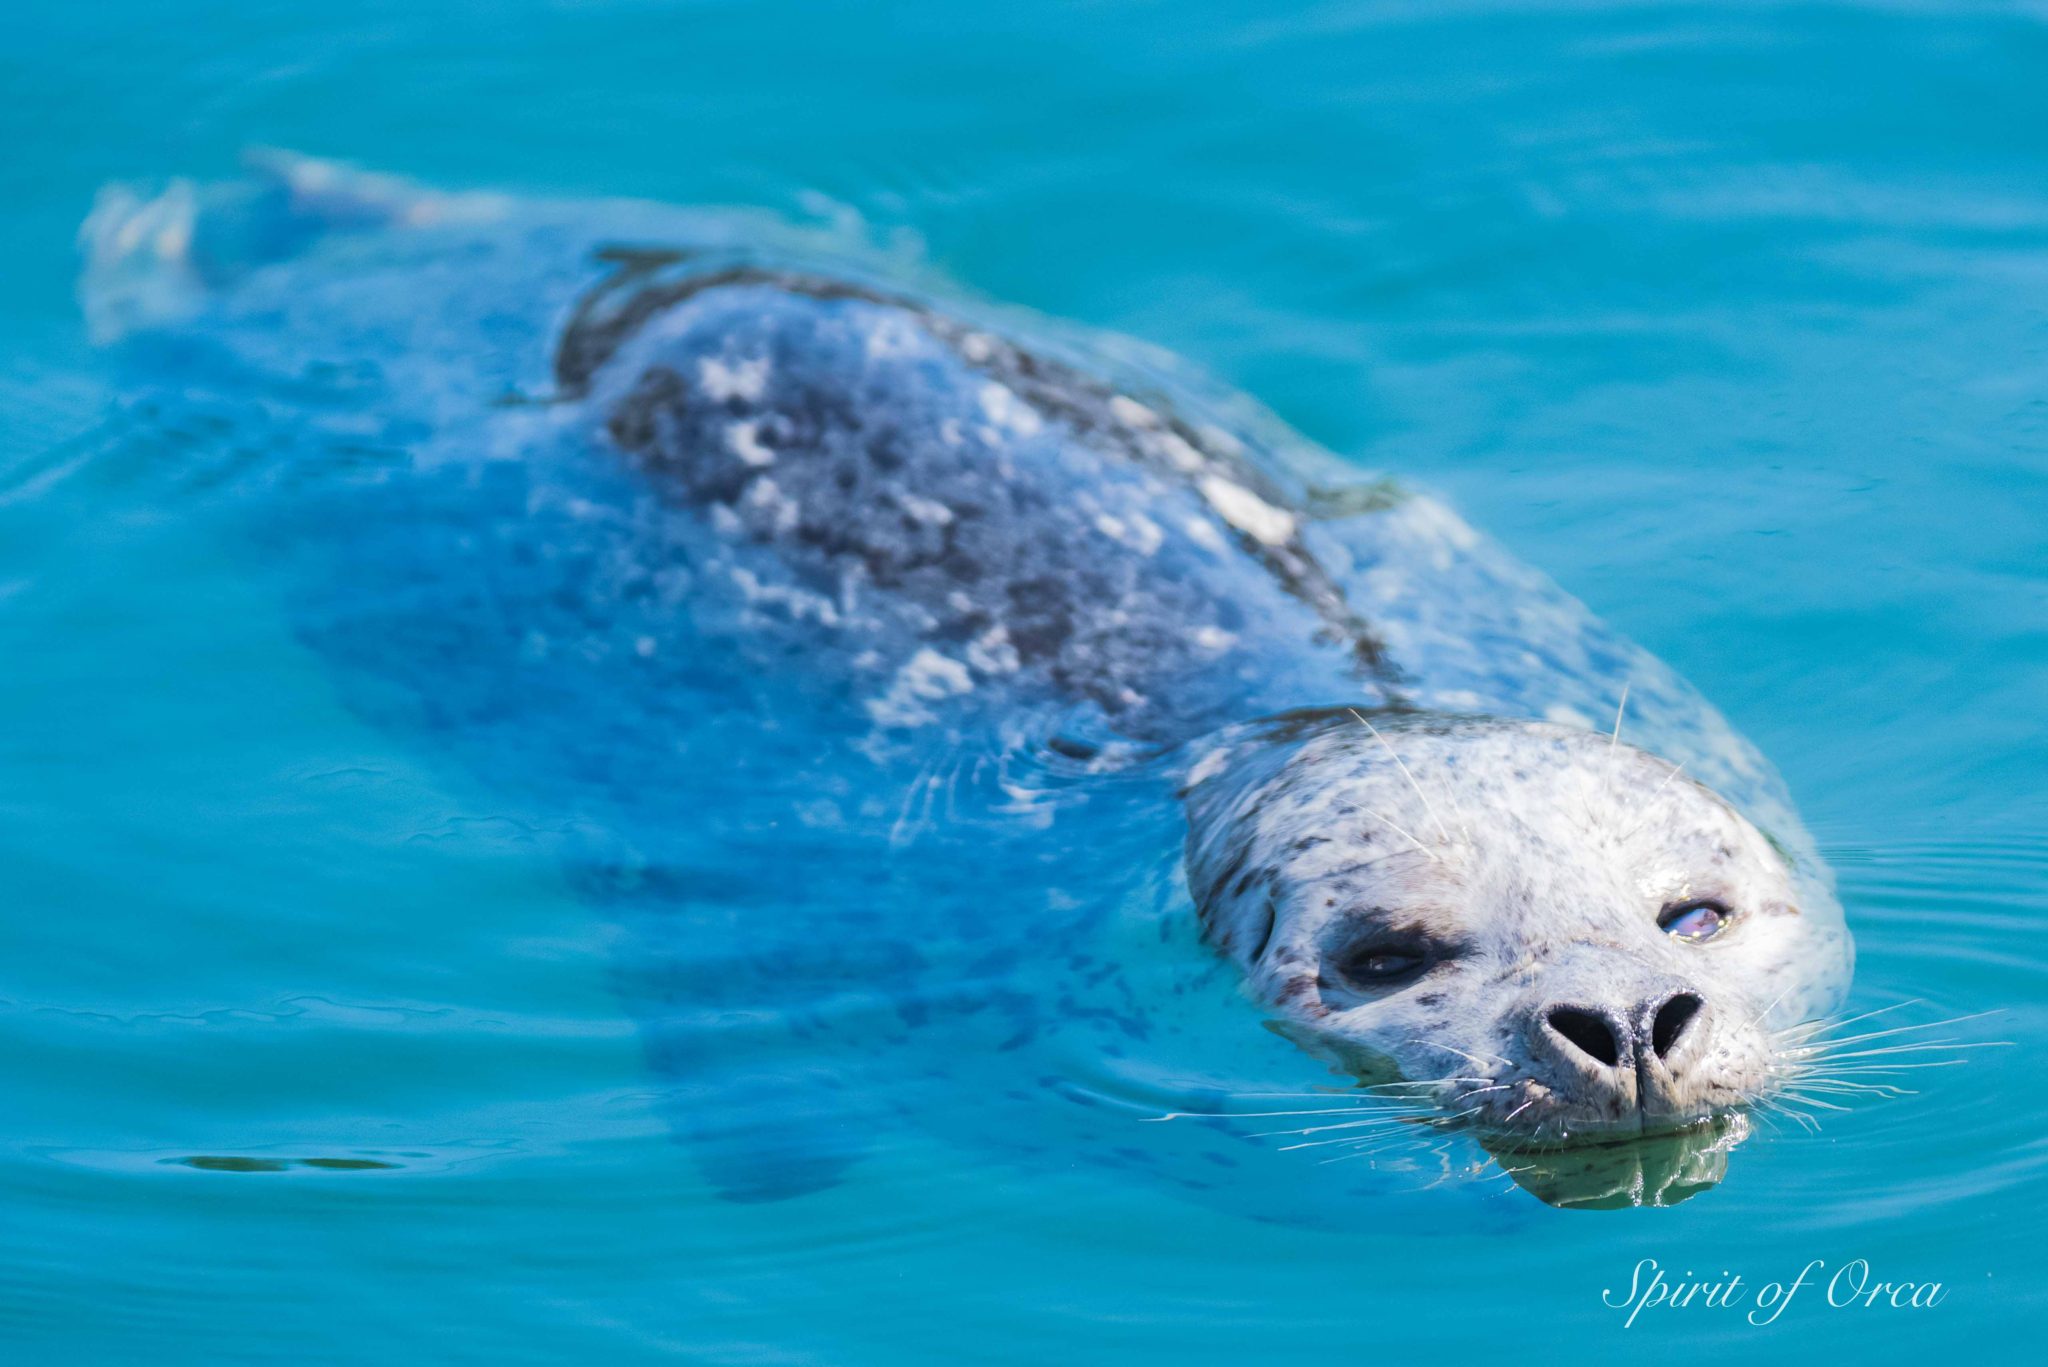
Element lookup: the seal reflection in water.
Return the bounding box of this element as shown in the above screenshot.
[563,255,1854,1172]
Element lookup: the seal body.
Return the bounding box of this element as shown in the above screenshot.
[77,157,1851,1197]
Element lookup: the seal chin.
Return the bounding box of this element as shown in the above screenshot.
[1454,1080,1734,1144]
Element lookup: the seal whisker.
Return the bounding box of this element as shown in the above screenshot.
[1254,1113,1439,1139]
[1277,1130,1418,1153]
[1796,1039,1979,1058]
[1146,1073,1515,1131]
[1795,1040,2011,1062]
[1362,807,1438,862]
[1764,1103,1823,1134]
[1618,758,1685,843]
[1406,1039,1514,1070]
[1481,1158,1539,1190]
[1269,1098,1482,1147]
[1145,1103,1420,1123]
[1163,1084,1445,1100]
[1265,1090,1404,1099]
[1789,1033,1986,1059]
[1780,1079,1916,1098]
[1783,1009,2005,1052]
[1185,1087,1410,1097]
[1137,1080,1462,1119]
[1792,1060,1973,1075]
[1569,681,1631,837]
[1773,999,1925,1045]
[1780,1043,1973,1067]
[1770,1090,1853,1113]
[1745,983,1798,1036]
[1605,681,1629,804]
[1276,1104,1485,1150]
[1315,1131,1434,1165]
[1349,710,1455,847]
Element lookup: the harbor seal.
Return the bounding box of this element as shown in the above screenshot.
[557,251,1856,1144]
[77,157,1854,1175]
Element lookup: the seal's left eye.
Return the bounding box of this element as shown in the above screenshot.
[1659,900,1730,942]
[1336,942,1428,986]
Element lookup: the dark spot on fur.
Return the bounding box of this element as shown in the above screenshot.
[1275,975,1327,1017]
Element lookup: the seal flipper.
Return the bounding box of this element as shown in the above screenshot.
[641,1049,879,1203]
[620,952,901,1203]
[78,149,497,342]
[586,845,925,1204]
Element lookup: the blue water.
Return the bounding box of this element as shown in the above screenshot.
[4,2,2045,1362]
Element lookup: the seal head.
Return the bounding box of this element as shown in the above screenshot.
[1184,711,1853,1142]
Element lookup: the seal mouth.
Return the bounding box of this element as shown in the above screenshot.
[1477,1106,1731,1148]
[1445,1078,1738,1147]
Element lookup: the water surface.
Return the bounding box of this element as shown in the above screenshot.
[4,2,2045,1361]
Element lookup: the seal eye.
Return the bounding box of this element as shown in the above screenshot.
[1659,900,1730,943]
[1336,942,1428,987]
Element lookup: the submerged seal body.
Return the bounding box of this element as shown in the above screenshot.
[79,158,1852,1162]
[559,253,1855,1143]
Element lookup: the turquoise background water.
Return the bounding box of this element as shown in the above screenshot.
[4,1,2045,1361]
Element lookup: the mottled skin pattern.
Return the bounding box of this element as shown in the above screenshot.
[571,260,1399,743]
[77,156,1854,1163]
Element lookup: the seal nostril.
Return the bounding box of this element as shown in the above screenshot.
[1546,1006,1621,1068]
[1651,992,1704,1059]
